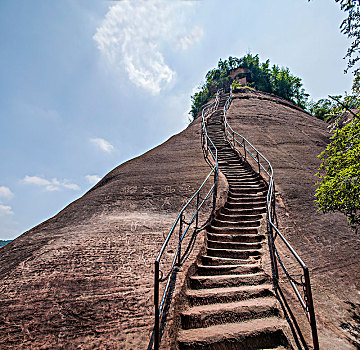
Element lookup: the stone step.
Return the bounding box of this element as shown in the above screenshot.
[207,247,262,259]
[220,207,266,215]
[208,131,226,140]
[180,297,280,329]
[196,262,260,276]
[227,176,262,183]
[212,219,260,229]
[219,154,242,159]
[226,184,265,191]
[186,284,275,306]
[215,212,263,222]
[225,201,266,210]
[226,182,266,188]
[218,150,238,154]
[207,122,223,126]
[189,272,268,289]
[207,232,265,244]
[201,255,258,266]
[221,172,259,179]
[207,240,262,251]
[227,178,263,185]
[207,225,258,235]
[219,167,250,174]
[219,165,248,170]
[206,127,224,130]
[222,173,256,178]
[210,139,227,142]
[227,191,265,198]
[218,163,246,168]
[226,202,265,210]
[227,197,266,205]
[177,317,289,350]
[224,160,243,165]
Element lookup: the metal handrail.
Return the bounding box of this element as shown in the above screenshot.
[153,89,223,350]
[222,88,319,350]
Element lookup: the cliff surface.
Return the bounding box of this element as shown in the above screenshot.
[0,116,211,349]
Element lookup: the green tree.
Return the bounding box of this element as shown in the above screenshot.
[335,0,360,75]
[309,0,360,231]
[308,98,335,121]
[189,54,309,120]
[315,116,360,232]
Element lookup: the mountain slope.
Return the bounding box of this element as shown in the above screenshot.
[0,89,357,349]
[0,116,211,349]
[225,88,359,349]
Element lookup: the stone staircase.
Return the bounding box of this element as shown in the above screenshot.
[176,94,291,349]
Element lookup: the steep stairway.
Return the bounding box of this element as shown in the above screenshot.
[176,94,291,350]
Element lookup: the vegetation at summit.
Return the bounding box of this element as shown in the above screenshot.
[189,54,309,119]
[190,1,360,231]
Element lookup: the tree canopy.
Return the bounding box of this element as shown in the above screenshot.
[311,0,360,232]
[315,116,360,232]
[190,54,309,119]
[308,94,359,122]
[336,0,360,75]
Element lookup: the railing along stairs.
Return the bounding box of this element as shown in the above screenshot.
[153,89,223,350]
[153,88,319,350]
[223,89,319,350]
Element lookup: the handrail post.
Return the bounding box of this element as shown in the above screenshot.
[154,261,160,350]
[256,152,260,175]
[270,228,279,284]
[304,267,319,350]
[177,215,183,267]
[213,168,218,212]
[243,139,246,161]
[271,196,279,283]
[195,192,200,230]
[232,131,235,147]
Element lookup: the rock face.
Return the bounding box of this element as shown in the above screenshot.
[0,88,358,349]
[0,116,211,349]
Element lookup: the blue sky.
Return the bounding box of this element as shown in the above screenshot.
[0,0,353,240]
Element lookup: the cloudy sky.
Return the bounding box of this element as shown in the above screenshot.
[0,0,353,240]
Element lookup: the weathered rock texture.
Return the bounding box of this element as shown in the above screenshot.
[0,116,214,349]
[0,88,358,349]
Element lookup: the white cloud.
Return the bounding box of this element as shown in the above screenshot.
[90,138,114,153]
[86,175,101,185]
[0,204,14,216]
[93,0,203,95]
[176,26,204,51]
[23,176,80,192]
[0,186,14,200]
[63,183,81,191]
[46,185,60,192]
[23,176,51,187]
